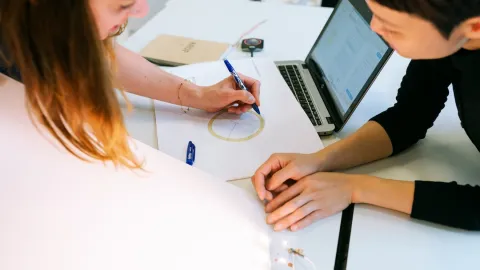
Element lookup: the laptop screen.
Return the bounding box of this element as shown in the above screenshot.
[310,0,389,116]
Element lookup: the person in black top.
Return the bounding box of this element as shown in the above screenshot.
[0,0,260,168]
[252,0,480,232]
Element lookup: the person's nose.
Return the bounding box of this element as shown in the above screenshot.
[370,16,384,36]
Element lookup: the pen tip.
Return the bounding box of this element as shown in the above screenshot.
[253,105,261,115]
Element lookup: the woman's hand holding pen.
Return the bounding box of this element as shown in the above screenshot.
[196,73,261,114]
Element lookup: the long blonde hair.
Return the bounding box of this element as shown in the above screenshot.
[0,0,142,169]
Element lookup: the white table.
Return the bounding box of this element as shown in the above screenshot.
[121,1,342,269]
[128,0,333,63]
[121,0,480,269]
[120,0,336,150]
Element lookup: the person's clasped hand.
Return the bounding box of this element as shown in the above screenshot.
[252,152,357,232]
[199,73,261,114]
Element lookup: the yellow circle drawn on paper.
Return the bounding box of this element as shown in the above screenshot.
[208,110,265,142]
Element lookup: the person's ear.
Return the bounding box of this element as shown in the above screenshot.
[463,17,480,40]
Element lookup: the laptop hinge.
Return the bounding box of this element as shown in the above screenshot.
[305,58,343,128]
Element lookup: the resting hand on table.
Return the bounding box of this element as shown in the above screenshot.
[252,148,415,231]
[252,152,326,201]
[264,172,357,231]
[197,73,261,114]
[252,152,357,231]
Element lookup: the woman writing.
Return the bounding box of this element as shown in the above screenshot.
[0,0,260,168]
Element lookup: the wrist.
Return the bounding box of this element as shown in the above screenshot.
[350,175,414,214]
[314,148,336,172]
[350,174,381,204]
[178,81,203,109]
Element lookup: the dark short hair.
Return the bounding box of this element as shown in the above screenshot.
[373,0,480,38]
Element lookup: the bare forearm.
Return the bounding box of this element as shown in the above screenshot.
[321,121,412,213]
[351,175,414,214]
[114,44,201,107]
[320,121,393,171]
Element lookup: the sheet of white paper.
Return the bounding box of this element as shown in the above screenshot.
[0,75,275,270]
[154,58,324,180]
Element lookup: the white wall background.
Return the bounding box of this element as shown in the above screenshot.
[126,0,322,34]
[117,0,169,43]
[117,0,323,43]
[128,0,169,34]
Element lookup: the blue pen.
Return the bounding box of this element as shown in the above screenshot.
[223,59,261,115]
[186,141,196,166]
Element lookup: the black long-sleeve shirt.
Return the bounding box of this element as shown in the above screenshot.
[371,48,480,230]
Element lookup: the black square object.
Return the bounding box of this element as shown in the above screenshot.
[241,38,264,52]
[321,0,339,7]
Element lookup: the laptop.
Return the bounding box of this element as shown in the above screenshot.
[276,0,393,135]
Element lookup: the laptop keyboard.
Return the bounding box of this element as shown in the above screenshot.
[278,65,322,126]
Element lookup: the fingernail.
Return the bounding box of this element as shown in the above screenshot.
[274,223,283,231]
[291,225,298,231]
[248,95,255,103]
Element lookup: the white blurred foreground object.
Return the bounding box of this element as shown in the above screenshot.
[0,74,273,270]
